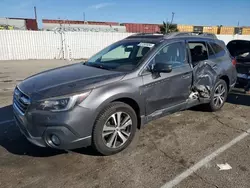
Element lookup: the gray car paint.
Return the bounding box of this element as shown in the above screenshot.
[141,40,193,115]
[18,63,126,100]
[14,35,237,150]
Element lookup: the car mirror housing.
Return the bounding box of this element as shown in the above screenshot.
[152,63,172,73]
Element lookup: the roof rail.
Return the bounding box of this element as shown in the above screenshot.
[131,33,163,36]
[126,33,163,39]
[126,32,217,39]
[164,32,217,39]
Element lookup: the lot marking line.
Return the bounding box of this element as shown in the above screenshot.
[0,119,14,125]
[161,128,250,188]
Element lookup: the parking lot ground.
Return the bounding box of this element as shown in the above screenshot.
[0,60,250,188]
[176,136,250,188]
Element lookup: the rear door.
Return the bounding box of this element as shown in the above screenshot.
[141,40,193,115]
[186,40,218,93]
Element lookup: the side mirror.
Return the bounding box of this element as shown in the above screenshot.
[152,63,172,73]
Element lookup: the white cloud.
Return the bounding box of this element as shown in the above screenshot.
[89,2,114,10]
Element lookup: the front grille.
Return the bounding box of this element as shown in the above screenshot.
[13,87,31,115]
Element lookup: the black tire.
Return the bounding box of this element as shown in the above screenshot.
[92,102,137,155]
[207,79,228,111]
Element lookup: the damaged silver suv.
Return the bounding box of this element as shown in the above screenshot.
[13,32,237,155]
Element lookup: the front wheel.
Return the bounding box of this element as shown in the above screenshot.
[207,79,228,111]
[92,102,137,155]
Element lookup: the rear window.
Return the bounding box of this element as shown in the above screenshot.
[209,42,226,57]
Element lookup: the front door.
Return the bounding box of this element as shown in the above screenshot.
[142,41,193,116]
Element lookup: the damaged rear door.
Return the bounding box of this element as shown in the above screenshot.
[187,40,219,99]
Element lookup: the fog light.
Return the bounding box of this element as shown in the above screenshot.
[51,135,60,146]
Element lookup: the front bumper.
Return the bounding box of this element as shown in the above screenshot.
[13,104,93,150]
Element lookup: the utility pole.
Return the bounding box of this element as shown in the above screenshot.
[34,6,38,30]
[83,12,85,23]
[34,6,37,21]
[170,12,175,25]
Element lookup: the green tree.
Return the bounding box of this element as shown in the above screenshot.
[160,21,179,34]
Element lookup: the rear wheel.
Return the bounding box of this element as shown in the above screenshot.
[207,79,228,111]
[92,102,137,155]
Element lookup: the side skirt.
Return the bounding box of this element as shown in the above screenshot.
[140,98,210,127]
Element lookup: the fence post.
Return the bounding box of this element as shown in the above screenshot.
[57,29,66,59]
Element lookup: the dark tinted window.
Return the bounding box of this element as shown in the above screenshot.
[188,42,208,64]
[154,42,185,68]
[209,42,226,57]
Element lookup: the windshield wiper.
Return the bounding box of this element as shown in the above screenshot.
[84,63,110,70]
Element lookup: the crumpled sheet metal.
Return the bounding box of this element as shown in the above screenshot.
[192,61,218,98]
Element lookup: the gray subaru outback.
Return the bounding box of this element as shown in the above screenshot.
[13,32,237,155]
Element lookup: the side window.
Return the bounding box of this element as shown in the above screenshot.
[154,42,185,68]
[207,43,216,59]
[136,46,151,57]
[209,42,226,57]
[101,45,132,62]
[188,42,208,64]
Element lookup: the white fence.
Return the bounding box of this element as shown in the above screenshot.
[216,35,250,44]
[0,30,133,60]
[0,30,250,61]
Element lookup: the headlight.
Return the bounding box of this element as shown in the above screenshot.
[37,91,91,112]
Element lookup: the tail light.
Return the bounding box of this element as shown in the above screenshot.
[232,58,237,66]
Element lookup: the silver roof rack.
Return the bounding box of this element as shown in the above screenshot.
[164,32,217,39]
[126,32,217,39]
[126,33,163,38]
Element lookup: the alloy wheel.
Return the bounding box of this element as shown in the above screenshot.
[102,112,132,148]
[213,84,226,108]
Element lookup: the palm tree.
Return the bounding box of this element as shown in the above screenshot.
[160,21,179,34]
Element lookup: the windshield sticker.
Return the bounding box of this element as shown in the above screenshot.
[137,43,155,48]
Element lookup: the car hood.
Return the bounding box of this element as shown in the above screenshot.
[18,63,125,100]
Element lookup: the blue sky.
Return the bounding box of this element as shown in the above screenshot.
[0,0,250,28]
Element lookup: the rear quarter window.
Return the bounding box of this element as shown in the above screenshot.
[206,43,216,59]
[209,42,226,57]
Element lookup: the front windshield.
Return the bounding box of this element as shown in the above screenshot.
[85,41,156,72]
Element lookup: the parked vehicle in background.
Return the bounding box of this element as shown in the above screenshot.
[13,32,237,155]
[227,40,250,92]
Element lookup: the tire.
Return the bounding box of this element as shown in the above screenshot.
[92,102,137,155]
[207,79,228,111]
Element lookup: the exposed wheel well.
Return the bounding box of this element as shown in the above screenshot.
[219,75,230,91]
[112,98,141,129]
